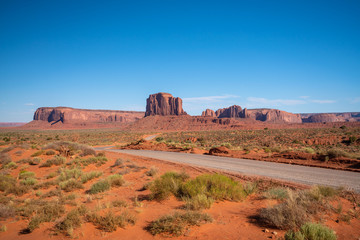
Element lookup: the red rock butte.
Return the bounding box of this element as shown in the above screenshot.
[145,92,187,117]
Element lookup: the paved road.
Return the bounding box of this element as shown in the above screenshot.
[96,147,360,193]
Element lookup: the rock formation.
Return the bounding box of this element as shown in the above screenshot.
[215,105,243,118]
[33,107,144,124]
[201,109,216,117]
[301,113,360,123]
[145,92,187,117]
[212,105,302,123]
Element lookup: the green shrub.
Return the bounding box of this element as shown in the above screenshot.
[19,171,35,179]
[3,161,17,169]
[107,174,125,187]
[285,222,336,240]
[59,179,84,192]
[327,149,349,159]
[0,152,11,165]
[303,147,316,154]
[180,174,246,201]
[112,200,128,208]
[264,187,289,200]
[147,211,212,236]
[149,172,189,201]
[89,179,110,194]
[43,141,95,157]
[58,168,82,182]
[20,178,38,186]
[28,157,41,165]
[81,171,102,183]
[183,194,214,210]
[155,137,164,142]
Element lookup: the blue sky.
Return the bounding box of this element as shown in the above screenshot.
[1,0,359,122]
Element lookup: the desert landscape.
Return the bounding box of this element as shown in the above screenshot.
[1,1,360,239]
[0,92,359,240]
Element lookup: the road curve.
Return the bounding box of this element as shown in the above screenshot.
[96,147,360,193]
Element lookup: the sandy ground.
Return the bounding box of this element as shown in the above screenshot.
[1,148,360,240]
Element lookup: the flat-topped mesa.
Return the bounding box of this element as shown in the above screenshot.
[201,109,216,117]
[216,105,243,118]
[145,92,187,117]
[212,105,302,123]
[33,107,144,124]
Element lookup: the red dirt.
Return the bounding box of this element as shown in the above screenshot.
[2,148,360,239]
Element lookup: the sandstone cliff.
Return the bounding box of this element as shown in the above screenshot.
[215,105,243,118]
[201,109,216,117]
[301,112,360,123]
[33,107,144,124]
[145,92,187,117]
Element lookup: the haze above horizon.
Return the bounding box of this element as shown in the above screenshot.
[1,0,359,122]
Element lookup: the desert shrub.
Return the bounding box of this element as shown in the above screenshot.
[46,172,58,179]
[2,161,17,169]
[0,152,11,165]
[112,200,128,208]
[146,166,159,177]
[0,175,16,192]
[28,157,41,165]
[284,222,337,240]
[81,171,102,183]
[183,194,214,210]
[19,171,35,179]
[264,187,289,200]
[0,225,6,232]
[155,137,164,142]
[107,174,125,187]
[45,150,56,155]
[55,206,87,236]
[326,149,349,159]
[180,174,246,201]
[303,147,316,154]
[86,211,136,232]
[149,172,189,201]
[58,168,82,182]
[147,211,212,236]
[243,182,258,195]
[22,201,65,232]
[81,156,108,166]
[40,155,66,167]
[20,178,38,186]
[59,179,84,192]
[0,204,15,219]
[43,141,95,157]
[80,148,96,157]
[259,189,332,230]
[31,150,44,157]
[89,179,110,194]
[112,158,124,167]
[309,185,338,200]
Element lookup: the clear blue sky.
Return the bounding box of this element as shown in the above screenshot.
[1,0,359,122]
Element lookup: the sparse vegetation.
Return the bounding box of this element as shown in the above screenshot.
[59,179,84,192]
[149,171,189,200]
[86,211,136,232]
[89,179,111,194]
[264,187,289,200]
[147,211,212,236]
[40,155,66,167]
[284,222,337,240]
[81,171,102,183]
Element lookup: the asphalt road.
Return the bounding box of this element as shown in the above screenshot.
[96,147,360,193]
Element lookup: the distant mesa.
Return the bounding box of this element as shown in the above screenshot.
[26,92,359,130]
[145,92,187,117]
[33,107,144,124]
[201,109,216,117]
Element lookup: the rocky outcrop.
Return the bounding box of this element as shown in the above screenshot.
[301,113,360,123]
[212,106,302,123]
[246,109,302,123]
[216,105,243,118]
[201,109,216,117]
[33,107,144,124]
[145,92,187,117]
